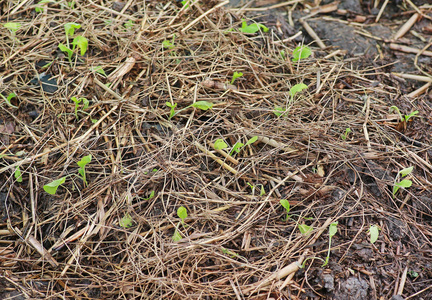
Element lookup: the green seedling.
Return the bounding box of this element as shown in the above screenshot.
[190,101,213,111]
[389,106,419,122]
[142,190,155,201]
[214,139,228,150]
[231,72,243,84]
[280,50,286,60]
[181,0,191,8]
[1,92,18,108]
[162,34,176,50]
[4,22,21,39]
[298,224,313,236]
[289,83,308,98]
[292,45,312,62]
[369,225,380,244]
[43,177,67,195]
[165,102,177,120]
[77,154,91,187]
[15,166,23,183]
[71,96,89,119]
[239,20,269,34]
[408,270,419,278]
[322,222,338,267]
[58,22,88,63]
[177,206,188,224]
[341,128,352,140]
[259,184,265,196]
[229,136,258,155]
[172,229,182,242]
[124,20,135,30]
[91,66,107,77]
[221,247,240,258]
[35,0,54,13]
[247,182,265,196]
[119,212,133,228]
[274,105,286,117]
[279,199,290,221]
[393,166,413,198]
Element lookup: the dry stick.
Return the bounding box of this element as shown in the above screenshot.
[209,142,239,165]
[390,43,432,57]
[194,141,238,175]
[397,266,408,295]
[232,0,303,12]
[407,82,431,98]
[393,13,419,40]
[272,31,303,44]
[392,73,432,82]
[299,19,326,49]
[406,284,432,299]
[375,0,389,22]
[363,96,372,152]
[0,104,119,174]
[181,0,229,33]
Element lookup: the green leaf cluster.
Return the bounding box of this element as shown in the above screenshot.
[58,22,88,62]
[239,20,269,34]
[393,166,413,198]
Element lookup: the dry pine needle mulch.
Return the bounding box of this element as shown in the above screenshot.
[1,1,432,299]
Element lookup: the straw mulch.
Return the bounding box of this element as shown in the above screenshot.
[1,1,432,299]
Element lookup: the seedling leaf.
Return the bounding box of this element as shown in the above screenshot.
[404,110,419,122]
[292,45,311,62]
[58,43,73,59]
[231,71,243,84]
[214,139,228,150]
[280,199,290,212]
[4,23,21,32]
[399,166,413,177]
[92,66,107,77]
[64,22,81,37]
[166,102,178,119]
[77,154,92,168]
[43,177,66,195]
[15,166,23,182]
[73,36,88,56]
[239,20,269,33]
[259,185,265,196]
[162,40,175,49]
[119,212,133,228]
[274,105,285,117]
[172,229,182,242]
[289,83,308,97]
[191,101,213,111]
[329,222,338,238]
[298,224,313,236]
[230,142,244,155]
[245,136,258,146]
[369,225,379,244]
[177,206,188,223]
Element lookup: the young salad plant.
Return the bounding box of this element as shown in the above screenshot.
[393,166,413,198]
[43,177,67,195]
[292,45,312,62]
[173,206,188,242]
[390,106,419,122]
[322,222,338,267]
[369,225,380,244]
[239,20,269,34]
[280,199,290,221]
[71,96,89,119]
[58,22,88,64]
[231,72,243,84]
[77,154,92,186]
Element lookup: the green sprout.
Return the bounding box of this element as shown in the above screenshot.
[142,190,155,201]
[239,20,269,34]
[292,45,312,62]
[393,166,413,198]
[229,136,257,155]
[172,229,182,242]
[231,72,243,84]
[190,101,213,110]
[77,154,91,187]
[273,105,286,117]
[162,34,176,50]
[289,83,308,98]
[119,212,133,228]
[280,50,286,60]
[177,206,188,224]
[91,66,107,77]
[15,166,23,183]
[1,92,18,108]
[369,225,380,244]
[181,0,191,8]
[4,22,21,39]
[322,222,338,267]
[124,20,135,30]
[389,106,419,122]
[58,22,88,63]
[298,224,313,236]
[165,102,178,120]
[71,96,89,119]
[279,199,290,221]
[214,139,228,150]
[43,177,67,195]
[35,0,54,13]
[341,128,352,140]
